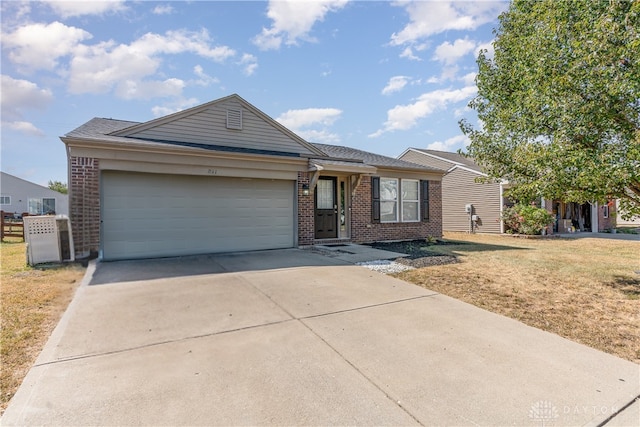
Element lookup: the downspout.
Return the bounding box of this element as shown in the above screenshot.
[499,183,505,234]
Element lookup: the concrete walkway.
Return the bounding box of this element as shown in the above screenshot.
[3,249,639,426]
[311,242,408,263]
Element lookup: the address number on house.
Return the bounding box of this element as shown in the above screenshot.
[207,168,218,175]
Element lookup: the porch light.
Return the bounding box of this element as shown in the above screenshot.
[302,184,310,196]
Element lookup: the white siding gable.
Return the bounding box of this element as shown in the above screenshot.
[116,96,320,156]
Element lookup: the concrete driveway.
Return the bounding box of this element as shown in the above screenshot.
[3,249,639,426]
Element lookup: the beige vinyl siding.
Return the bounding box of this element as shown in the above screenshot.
[127,99,316,156]
[399,151,452,172]
[442,168,502,233]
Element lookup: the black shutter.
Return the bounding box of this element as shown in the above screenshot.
[371,176,380,223]
[421,180,429,221]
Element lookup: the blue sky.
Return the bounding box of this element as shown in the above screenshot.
[1,0,507,187]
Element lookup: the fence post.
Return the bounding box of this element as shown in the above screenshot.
[1,210,4,240]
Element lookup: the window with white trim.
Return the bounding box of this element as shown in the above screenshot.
[372,177,424,223]
[603,205,609,218]
[28,198,56,215]
[380,178,398,222]
[401,179,419,222]
[0,196,10,205]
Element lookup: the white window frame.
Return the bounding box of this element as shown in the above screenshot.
[602,204,609,218]
[401,179,420,222]
[380,178,422,223]
[380,178,399,223]
[0,196,10,205]
[27,197,56,215]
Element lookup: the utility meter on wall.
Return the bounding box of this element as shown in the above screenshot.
[465,204,473,213]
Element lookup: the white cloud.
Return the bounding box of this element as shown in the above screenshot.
[3,121,45,137]
[192,65,219,86]
[1,75,53,136]
[152,4,174,15]
[253,0,349,50]
[2,21,92,71]
[369,86,476,137]
[295,129,340,144]
[390,1,506,46]
[238,53,258,76]
[433,37,477,65]
[1,75,54,119]
[276,107,342,143]
[461,72,477,86]
[399,46,421,61]
[115,78,185,100]
[151,97,200,117]
[43,0,127,18]
[67,29,235,97]
[277,108,342,128]
[426,134,470,151]
[382,76,409,95]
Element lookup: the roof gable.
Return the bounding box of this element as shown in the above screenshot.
[0,171,67,196]
[110,94,325,157]
[403,148,484,174]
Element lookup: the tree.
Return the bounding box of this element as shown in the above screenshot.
[48,180,68,194]
[460,0,640,219]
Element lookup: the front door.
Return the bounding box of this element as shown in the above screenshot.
[315,177,338,239]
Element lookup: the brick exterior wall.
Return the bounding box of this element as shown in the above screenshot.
[350,176,442,243]
[297,172,315,246]
[297,173,443,246]
[598,201,616,231]
[69,156,100,258]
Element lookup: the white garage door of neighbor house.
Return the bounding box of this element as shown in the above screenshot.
[101,171,295,260]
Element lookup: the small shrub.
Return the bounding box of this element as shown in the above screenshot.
[502,203,555,235]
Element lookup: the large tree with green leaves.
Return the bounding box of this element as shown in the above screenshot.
[461,0,640,219]
[48,180,68,194]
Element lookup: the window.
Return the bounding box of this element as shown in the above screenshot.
[372,177,428,223]
[28,198,56,215]
[43,198,56,214]
[380,178,398,222]
[603,205,609,218]
[402,180,419,222]
[0,196,10,205]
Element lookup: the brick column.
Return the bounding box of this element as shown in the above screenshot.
[297,172,314,246]
[69,157,100,258]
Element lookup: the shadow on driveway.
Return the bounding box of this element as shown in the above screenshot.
[89,248,348,285]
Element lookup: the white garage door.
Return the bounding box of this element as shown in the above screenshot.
[102,171,295,260]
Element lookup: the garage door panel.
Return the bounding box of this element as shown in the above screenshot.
[102,172,295,260]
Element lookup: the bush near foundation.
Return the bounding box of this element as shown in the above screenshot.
[502,204,555,235]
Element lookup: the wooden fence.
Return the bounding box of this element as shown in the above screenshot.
[1,211,28,241]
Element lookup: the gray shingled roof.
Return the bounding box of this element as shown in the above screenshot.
[64,117,443,172]
[410,148,483,172]
[64,118,167,147]
[313,143,443,172]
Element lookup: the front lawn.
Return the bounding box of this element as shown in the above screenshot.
[0,240,86,414]
[384,233,640,364]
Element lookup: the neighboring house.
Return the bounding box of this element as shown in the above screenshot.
[399,148,504,233]
[615,199,640,228]
[62,94,444,261]
[399,148,614,234]
[0,171,69,217]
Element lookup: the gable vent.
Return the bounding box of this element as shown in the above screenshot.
[226,108,243,130]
